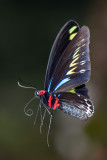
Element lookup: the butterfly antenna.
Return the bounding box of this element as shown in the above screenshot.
[34,101,41,125]
[47,114,53,147]
[17,79,37,90]
[40,109,47,133]
[24,96,36,116]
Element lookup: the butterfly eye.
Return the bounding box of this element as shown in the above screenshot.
[35,91,39,97]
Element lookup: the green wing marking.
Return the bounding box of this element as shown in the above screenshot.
[69,88,76,93]
[69,25,77,41]
[69,26,77,34]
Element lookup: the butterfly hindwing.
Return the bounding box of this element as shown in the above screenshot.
[75,84,89,99]
[56,92,94,120]
[44,20,80,91]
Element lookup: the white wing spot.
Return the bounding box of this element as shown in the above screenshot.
[79,69,86,73]
[82,52,85,55]
[77,39,85,47]
[84,99,88,102]
[86,107,92,116]
[82,44,85,47]
[80,61,86,65]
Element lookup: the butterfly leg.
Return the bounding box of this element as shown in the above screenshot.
[47,111,53,147]
[43,104,51,115]
[40,109,47,134]
[34,101,42,125]
[39,102,43,134]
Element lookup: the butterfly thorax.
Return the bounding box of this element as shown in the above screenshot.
[35,90,60,110]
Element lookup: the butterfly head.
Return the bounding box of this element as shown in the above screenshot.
[35,90,46,97]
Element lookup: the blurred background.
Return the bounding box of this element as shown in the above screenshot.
[0,0,107,160]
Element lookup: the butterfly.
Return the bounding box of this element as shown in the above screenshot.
[18,20,94,147]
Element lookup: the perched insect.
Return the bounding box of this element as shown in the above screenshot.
[18,20,94,147]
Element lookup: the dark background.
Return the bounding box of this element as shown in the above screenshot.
[0,0,107,160]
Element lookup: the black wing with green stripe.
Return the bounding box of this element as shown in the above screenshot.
[44,20,79,91]
[44,22,90,93]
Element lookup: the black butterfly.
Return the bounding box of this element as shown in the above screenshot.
[18,20,94,146]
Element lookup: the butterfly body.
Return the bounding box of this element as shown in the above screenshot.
[35,90,60,110]
[19,20,94,146]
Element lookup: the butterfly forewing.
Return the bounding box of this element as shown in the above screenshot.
[47,26,90,93]
[44,20,79,91]
[56,92,94,120]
